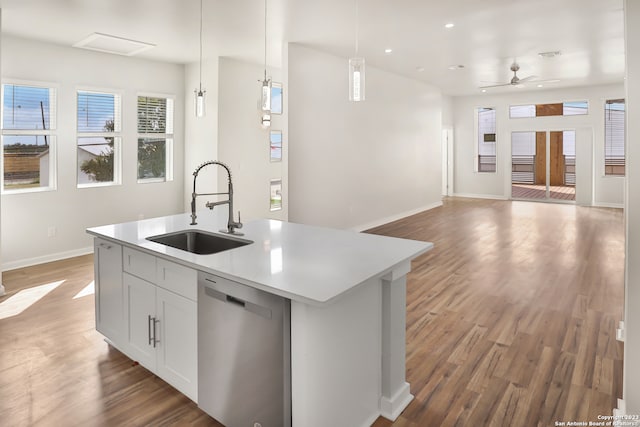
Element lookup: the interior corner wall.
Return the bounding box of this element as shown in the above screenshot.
[452,84,625,205]
[1,35,185,270]
[624,0,640,414]
[287,43,443,231]
[184,58,219,211]
[217,57,287,222]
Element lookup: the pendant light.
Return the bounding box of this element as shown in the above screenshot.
[348,0,365,102]
[260,0,271,127]
[194,0,206,117]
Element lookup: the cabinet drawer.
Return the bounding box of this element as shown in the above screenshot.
[157,258,198,301]
[123,247,157,283]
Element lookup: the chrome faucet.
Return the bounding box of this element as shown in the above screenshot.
[190,160,243,235]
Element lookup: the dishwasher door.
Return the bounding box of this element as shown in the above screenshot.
[198,272,291,427]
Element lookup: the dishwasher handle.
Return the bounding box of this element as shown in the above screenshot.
[226,295,246,308]
[203,285,272,319]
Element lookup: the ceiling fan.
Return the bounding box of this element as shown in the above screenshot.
[480,62,537,89]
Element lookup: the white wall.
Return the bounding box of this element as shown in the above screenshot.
[287,43,443,231]
[452,84,625,206]
[1,35,185,270]
[624,0,640,415]
[217,57,287,222]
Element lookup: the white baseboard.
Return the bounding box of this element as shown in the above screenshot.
[452,193,509,201]
[593,201,624,209]
[353,201,443,232]
[379,382,414,421]
[2,246,94,272]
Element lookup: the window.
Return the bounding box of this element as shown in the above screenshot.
[1,82,57,193]
[509,101,589,118]
[271,82,283,115]
[605,99,625,176]
[137,95,174,182]
[270,130,282,162]
[77,90,121,186]
[477,107,496,172]
[270,179,282,211]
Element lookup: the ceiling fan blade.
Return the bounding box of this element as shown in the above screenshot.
[479,82,513,89]
[518,75,538,83]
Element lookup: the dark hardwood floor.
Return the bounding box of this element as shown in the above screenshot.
[0,198,624,426]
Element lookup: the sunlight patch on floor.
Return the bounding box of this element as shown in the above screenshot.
[73,281,95,299]
[0,280,65,320]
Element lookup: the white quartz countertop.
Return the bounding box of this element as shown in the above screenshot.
[87,211,433,305]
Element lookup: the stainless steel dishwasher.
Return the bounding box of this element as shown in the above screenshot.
[198,272,291,427]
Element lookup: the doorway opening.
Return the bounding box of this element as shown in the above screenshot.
[511,130,576,202]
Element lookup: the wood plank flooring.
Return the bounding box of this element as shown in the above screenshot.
[368,197,624,427]
[512,184,576,201]
[0,198,624,426]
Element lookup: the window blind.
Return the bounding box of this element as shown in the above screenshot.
[137,96,174,134]
[77,91,121,133]
[2,84,56,131]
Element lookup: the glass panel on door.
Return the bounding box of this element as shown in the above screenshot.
[549,131,576,201]
[511,130,576,202]
[511,131,546,200]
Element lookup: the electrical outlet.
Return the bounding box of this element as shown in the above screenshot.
[47,226,56,238]
[138,213,145,220]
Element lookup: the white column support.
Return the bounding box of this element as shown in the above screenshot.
[379,260,413,420]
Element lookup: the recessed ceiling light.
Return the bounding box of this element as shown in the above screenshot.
[445,23,455,29]
[416,66,425,72]
[538,50,561,58]
[537,84,544,88]
[448,64,465,70]
[384,48,393,54]
[481,89,487,93]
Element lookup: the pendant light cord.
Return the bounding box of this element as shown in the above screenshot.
[199,0,203,91]
[355,0,359,56]
[264,0,268,81]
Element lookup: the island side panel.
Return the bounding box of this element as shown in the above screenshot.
[290,277,382,427]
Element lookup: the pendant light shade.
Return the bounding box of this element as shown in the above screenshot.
[348,57,365,102]
[194,0,206,117]
[349,0,365,102]
[261,76,271,111]
[195,89,205,117]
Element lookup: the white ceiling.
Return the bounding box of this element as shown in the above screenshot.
[0,0,625,96]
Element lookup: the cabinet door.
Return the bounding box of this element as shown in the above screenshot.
[124,273,157,370]
[94,239,123,343]
[156,288,198,402]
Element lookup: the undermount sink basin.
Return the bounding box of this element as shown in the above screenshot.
[147,230,253,255]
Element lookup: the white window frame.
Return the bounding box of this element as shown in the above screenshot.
[474,106,497,173]
[76,87,123,188]
[136,92,174,183]
[604,98,625,177]
[0,79,58,194]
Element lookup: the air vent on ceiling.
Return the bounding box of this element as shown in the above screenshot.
[73,32,155,56]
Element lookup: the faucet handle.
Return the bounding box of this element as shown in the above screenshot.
[236,211,243,228]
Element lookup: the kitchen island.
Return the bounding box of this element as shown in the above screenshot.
[87,210,432,427]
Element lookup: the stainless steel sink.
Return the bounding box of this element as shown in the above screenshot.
[147,230,252,255]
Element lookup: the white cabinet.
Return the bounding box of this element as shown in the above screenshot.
[94,238,123,344]
[124,273,157,369]
[122,249,198,402]
[156,287,198,400]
